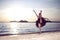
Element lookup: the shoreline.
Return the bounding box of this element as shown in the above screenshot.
[0,30,60,36]
[0,31,60,40]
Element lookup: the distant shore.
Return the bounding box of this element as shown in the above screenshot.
[0,21,60,23]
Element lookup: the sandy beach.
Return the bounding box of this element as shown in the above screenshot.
[0,31,60,40]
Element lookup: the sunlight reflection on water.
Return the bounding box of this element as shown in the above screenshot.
[9,23,19,34]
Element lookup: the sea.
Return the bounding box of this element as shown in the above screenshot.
[0,22,60,35]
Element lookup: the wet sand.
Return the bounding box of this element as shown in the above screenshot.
[0,32,60,40]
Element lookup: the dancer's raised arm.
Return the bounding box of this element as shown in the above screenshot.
[33,10,38,17]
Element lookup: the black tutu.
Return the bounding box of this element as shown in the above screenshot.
[36,17,46,27]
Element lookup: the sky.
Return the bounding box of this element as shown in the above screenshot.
[0,0,60,21]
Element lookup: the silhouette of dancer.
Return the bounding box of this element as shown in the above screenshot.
[33,10,46,33]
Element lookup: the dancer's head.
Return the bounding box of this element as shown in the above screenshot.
[39,10,42,15]
[40,10,42,13]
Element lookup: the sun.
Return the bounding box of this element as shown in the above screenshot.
[2,5,35,21]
